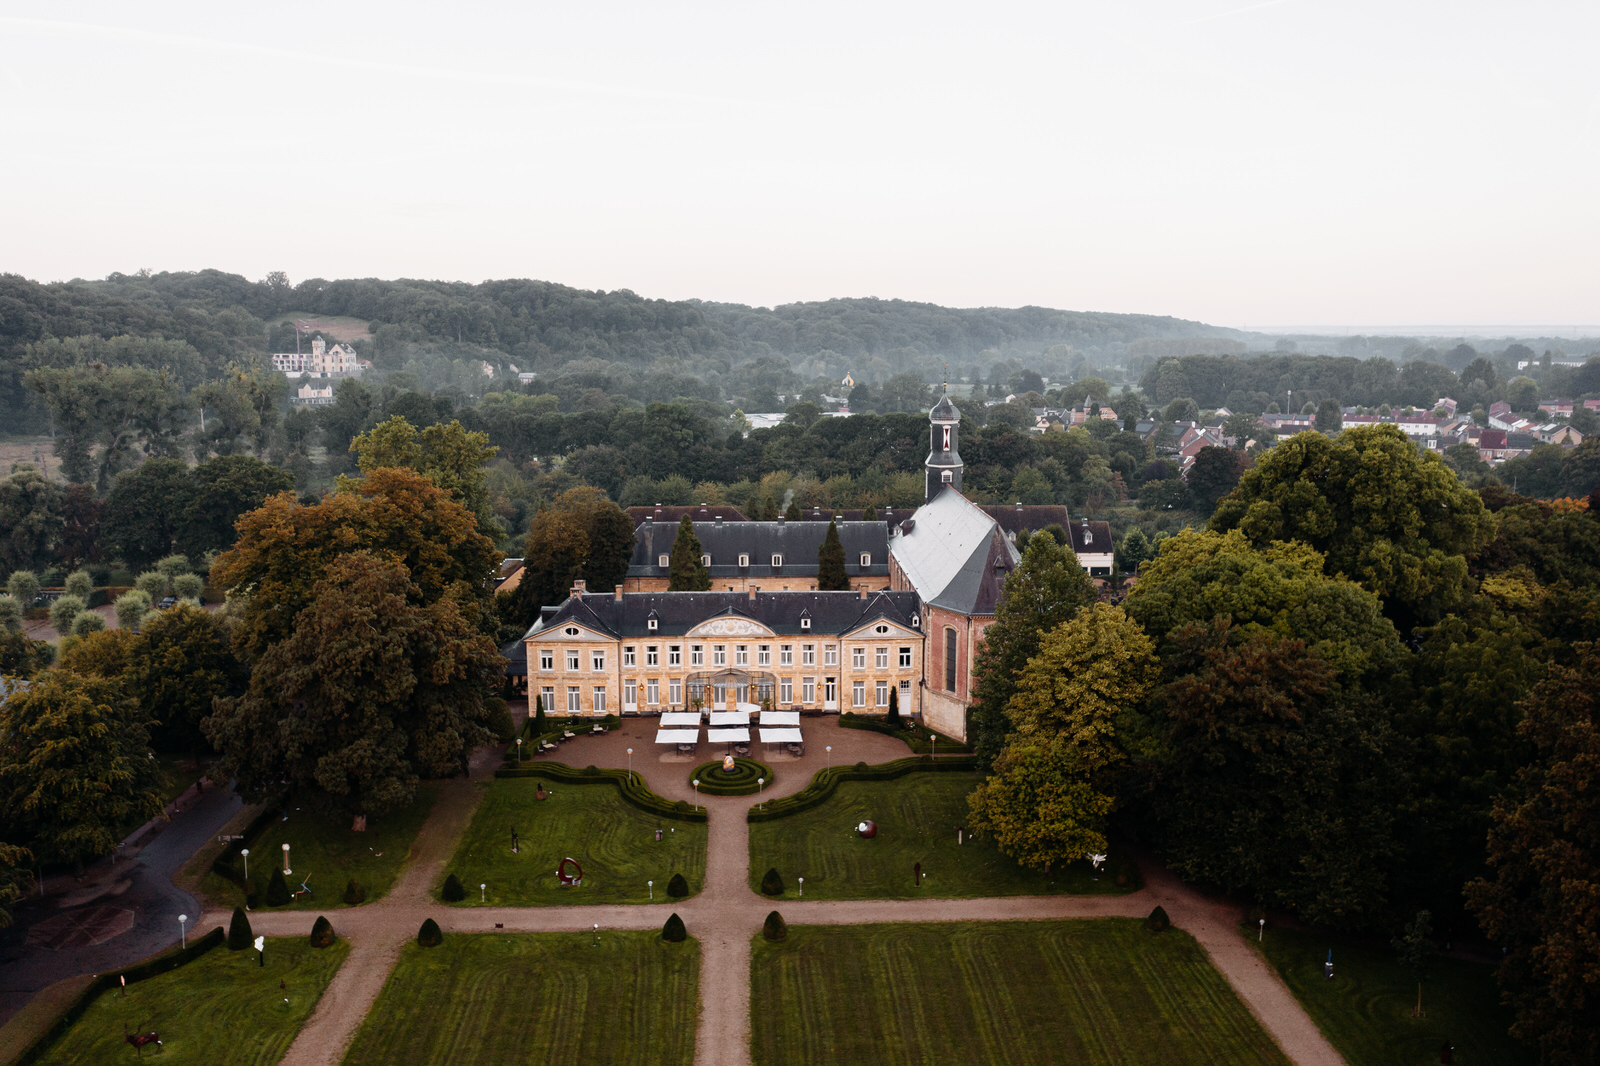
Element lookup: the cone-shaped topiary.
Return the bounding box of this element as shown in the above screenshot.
[886,685,901,727]
[310,915,336,948]
[266,866,292,906]
[1145,905,1170,933]
[343,879,367,905]
[760,867,785,896]
[667,872,689,898]
[442,873,466,902]
[763,910,788,942]
[418,918,443,947]
[662,913,687,942]
[227,907,253,951]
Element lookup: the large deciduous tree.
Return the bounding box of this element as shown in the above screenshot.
[350,416,499,536]
[134,604,247,760]
[0,466,64,582]
[0,670,160,874]
[968,531,1097,769]
[1209,423,1491,629]
[211,466,501,658]
[178,454,295,561]
[501,486,636,624]
[966,741,1116,874]
[102,458,194,572]
[205,552,503,817]
[1468,642,1600,1065]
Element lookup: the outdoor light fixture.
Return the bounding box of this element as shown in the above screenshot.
[516,738,523,762]
[282,843,291,875]
[240,848,249,880]
[627,747,633,777]
[178,913,188,949]
[480,883,486,902]
[648,879,653,901]
[798,876,804,897]
[826,745,832,768]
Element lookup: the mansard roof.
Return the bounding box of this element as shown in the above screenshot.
[525,589,923,641]
[628,519,890,580]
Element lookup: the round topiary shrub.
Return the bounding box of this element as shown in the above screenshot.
[1145,905,1171,933]
[667,872,689,898]
[674,800,692,814]
[227,906,253,951]
[441,873,466,902]
[310,915,336,948]
[854,761,869,772]
[662,913,687,942]
[266,866,292,907]
[763,910,788,942]
[585,765,601,777]
[760,867,785,896]
[343,879,367,905]
[418,918,443,947]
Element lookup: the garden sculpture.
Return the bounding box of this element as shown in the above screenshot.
[123,1022,162,1057]
[557,856,584,887]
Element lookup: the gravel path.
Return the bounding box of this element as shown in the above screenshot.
[199,723,1344,1066]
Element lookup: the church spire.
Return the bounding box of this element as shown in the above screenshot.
[926,390,963,502]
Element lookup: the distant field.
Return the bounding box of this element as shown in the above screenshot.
[343,932,698,1066]
[270,312,372,343]
[0,436,61,480]
[750,919,1290,1066]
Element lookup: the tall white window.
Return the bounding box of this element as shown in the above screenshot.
[591,651,605,672]
[801,644,816,666]
[669,645,682,666]
[735,645,748,666]
[802,677,816,703]
[780,644,793,666]
[593,686,607,712]
[566,650,579,671]
[669,678,683,705]
[646,679,660,705]
[899,646,912,668]
[567,686,581,712]
[758,645,771,666]
[713,645,727,666]
[876,680,889,707]
[646,646,658,666]
[624,681,637,707]
[852,680,866,707]
[691,645,704,667]
[540,650,553,671]
[825,645,839,666]
[541,686,554,711]
[623,647,635,667]
[825,678,837,703]
[852,647,866,669]
[780,678,793,704]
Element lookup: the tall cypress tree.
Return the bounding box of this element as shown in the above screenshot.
[817,519,848,590]
[668,515,711,591]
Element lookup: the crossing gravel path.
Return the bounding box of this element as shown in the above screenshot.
[198,721,1343,1066]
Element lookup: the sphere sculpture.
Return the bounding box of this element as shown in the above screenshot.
[857,820,878,839]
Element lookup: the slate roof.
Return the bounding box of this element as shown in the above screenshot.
[978,504,1071,537]
[501,638,528,676]
[524,589,923,640]
[930,392,960,422]
[889,487,1018,614]
[626,504,749,525]
[628,520,890,581]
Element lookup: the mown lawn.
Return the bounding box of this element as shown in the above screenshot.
[747,771,1138,899]
[32,937,348,1066]
[342,932,698,1066]
[443,777,707,906]
[1256,926,1533,1065]
[750,919,1289,1066]
[201,785,439,910]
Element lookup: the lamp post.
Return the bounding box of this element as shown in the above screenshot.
[516,737,522,763]
[627,747,633,779]
[692,778,699,798]
[178,913,188,949]
[758,776,764,810]
[648,879,653,901]
[1259,918,1265,942]
[825,745,832,769]
[240,848,249,881]
[282,843,291,876]
[929,734,937,760]
[480,883,486,903]
[798,876,804,897]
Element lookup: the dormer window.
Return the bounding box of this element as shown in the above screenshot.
[912,615,921,628]
[941,471,953,484]
[739,553,750,567]
[771,553,783,567]
[801,617,811,630]
[860,552,871,567]
[701,554,711,567]
[658,554,669,567]
[1084,530,1093,544]
[648,619,658,631]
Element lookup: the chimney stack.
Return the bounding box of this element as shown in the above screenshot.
[614,585,623,602]
[570,579,587,599]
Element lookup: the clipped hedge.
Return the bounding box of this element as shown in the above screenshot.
[12,927,225,1066]
[838,713,974,754]
[688,757,773,796]
[494,762,708,823]
[209,800,289,891]
[747,755,978,823]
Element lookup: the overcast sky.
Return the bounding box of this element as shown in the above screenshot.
[2,1,1596,330]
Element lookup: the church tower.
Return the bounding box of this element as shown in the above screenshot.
[925,391,963,501]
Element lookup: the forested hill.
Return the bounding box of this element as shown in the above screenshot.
[694,297,1248,361]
